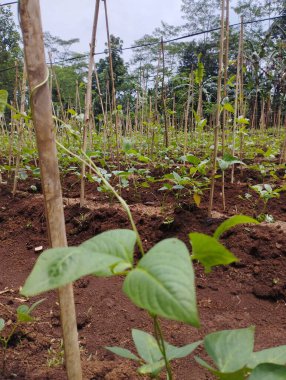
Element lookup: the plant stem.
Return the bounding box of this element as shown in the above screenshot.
[153,316,173,380]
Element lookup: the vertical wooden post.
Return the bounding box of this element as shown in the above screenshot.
[48,52,65,121]
[208,0,225,216]
[80,0,100,207]
[183,73,192,155]
[161,37,169,148]
[12,63,27,196]
[19,2,82,379]
[230,16,244,183]
[103,0,120,158]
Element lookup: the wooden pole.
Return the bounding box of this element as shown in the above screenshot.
[12,63,27,196]
[48,51,65,121]
[80,0,100,207]
[208,0,225,216]
[230,16,244,183]
[103,0,120,158]
[19,2,82,379]
[183,73,192,155]
[161,37,169,148]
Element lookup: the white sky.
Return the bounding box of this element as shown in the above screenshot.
[12,0,184,62]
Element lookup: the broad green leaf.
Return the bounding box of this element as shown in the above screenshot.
[172,171,182,182]
[195,356,216,371]
[248,363,286,380]
[190,233,239,272]
[0,90,8,117]
[21,229,136,297]
[214,215,259,240]
[248,346,286,369]
[132,329,162,363]
[123,239,200,326]
[223,103,235,114]
[204,327,255,373]
[185,155,201,166]
[105,346,140,361]
[80,228,136,275]
[195,357,247,380]
[0,318,5,331]
[236,116,249,125]
[138,360,165,376]
[165,340,202,360]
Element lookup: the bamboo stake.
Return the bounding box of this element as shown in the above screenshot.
[183,73,192,155]
[208,0,225,216]
[12,63,27,196]
[230,16,244,184]
[80,0,100,207]
[103,0,120,158]
[19,2,82,379]
[161,37,169,148]
[221,0,230,211]
[48,52,65,121]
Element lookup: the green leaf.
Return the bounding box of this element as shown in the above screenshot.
[195,356,216,371]
[248,364,286,380]
[236,116,249,125]
[165,340,202,360]
[138,360,165,376]
[195,357,247,380]
[0,90,8,117]
[0,318,5,332]
[123,239,200,326]
[132,329,162,363]
[185,155,201,166]
[223,103,235,114]
[21,230,136,297]
[248,346,286,369]
[105,346,140,361]
[17,305,34,322]
[190,233,239,273]
[204,327,255,373]
[213,215,259,240]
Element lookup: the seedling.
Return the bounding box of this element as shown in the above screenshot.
[251,183,281,214]
[0,299,45,374]
[106,329,202,378]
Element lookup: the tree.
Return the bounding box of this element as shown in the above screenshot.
[44,32,87,111]
[94,35,129,116]
[0,6,21,104]
[181,0,221,34]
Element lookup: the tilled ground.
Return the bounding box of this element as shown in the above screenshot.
[0,166,286,379]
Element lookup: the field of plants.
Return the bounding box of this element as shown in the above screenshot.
[0,0,286,379]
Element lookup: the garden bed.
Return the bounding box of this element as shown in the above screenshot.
[0,167,286,379]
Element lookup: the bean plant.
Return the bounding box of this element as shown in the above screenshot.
[0,299,44,374]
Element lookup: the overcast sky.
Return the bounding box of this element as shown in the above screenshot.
[12,0,184,61]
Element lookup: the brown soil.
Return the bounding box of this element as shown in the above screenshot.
[1,166,286,379]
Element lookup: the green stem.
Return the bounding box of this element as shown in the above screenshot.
[153,316,173,380]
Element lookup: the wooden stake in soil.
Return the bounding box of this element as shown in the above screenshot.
[208,0,225,216]
[19,2,82,379]
[80,0,100,207]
